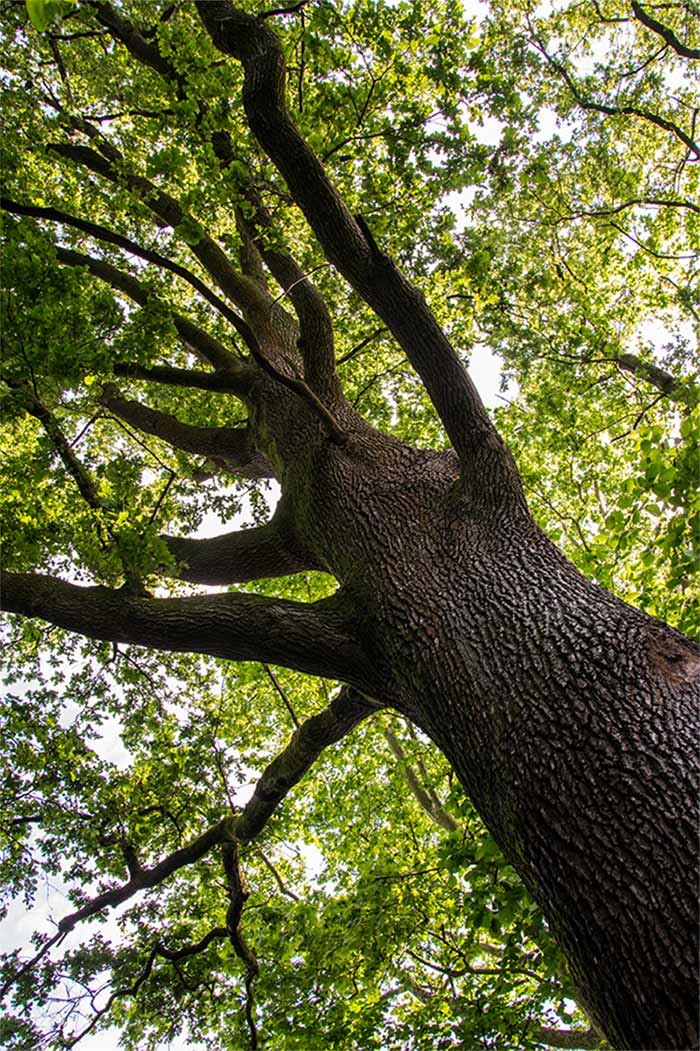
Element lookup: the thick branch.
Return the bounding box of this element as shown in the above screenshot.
[0,571,370,686]
[164,509,320,585]
[87,0,177,78]
[53,218,343,444]
[236,192,338,400]
[113,362,249,392]
[100,384,272,478]
[631,1,700,60]
[532,1026,602,1049]
[614,352,687,397]
[68,12,345,423]
[196,2,500,464]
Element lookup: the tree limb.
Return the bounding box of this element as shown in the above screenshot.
[533,34,700,158]
[71,10,347,428]
[99,384,273,478]
[163,509,321,585]
[49,140,274,323]
[222,839,259,1049]
[0,572,371,686]
[56,247,249,378]
[532,1025,603,1049]
[236,190,339,401]
[57,821,227,944]
[5,384,104,511]
[382,726,459,833]
[631,1,700,60]
[233,686,380,842]
[112,362,250,392]
[58,231,344,445]
[196,2,502,464]
[0,196,258,355]
[1,686,377,1000]
[614,352,688,398]
[87,0,176,78]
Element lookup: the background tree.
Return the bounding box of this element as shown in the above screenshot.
[0,1,697,1049]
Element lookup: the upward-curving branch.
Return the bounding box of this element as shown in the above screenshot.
[195,1,500,465]
[164,502,321,585]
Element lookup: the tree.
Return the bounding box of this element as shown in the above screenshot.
[1,0,698,1049]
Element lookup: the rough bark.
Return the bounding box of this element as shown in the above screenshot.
[2,4,698,1049]
[0,570,373,689]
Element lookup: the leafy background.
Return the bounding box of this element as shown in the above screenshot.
[1,0,697,1046]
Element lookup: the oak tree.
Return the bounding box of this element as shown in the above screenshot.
[1,0,698,1048]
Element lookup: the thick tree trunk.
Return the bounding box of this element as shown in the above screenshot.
[277,422,699,1051]
[408,541,699,1051]
[2,6,696,1046]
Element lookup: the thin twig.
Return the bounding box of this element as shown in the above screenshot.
[261,663,300,728]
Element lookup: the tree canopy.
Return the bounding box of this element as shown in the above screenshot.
[0,0,697,1049]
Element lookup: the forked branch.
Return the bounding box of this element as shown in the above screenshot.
[50,139,274,322]
[234,686,379,841]
[0,196,258,354]
[100,385,273,479]
[630,1,700,60]
[0,686,377,1013]
[196,2,499,463]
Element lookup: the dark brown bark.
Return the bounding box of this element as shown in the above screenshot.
[163,500,321,584]
[0,570,373,689]
[2,5,698,1050]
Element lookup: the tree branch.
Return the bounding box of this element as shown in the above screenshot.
[337,326,388,365]
[614,352,688,398]
[99,384,273,479]
[382,726,459,833]
[86,0,176,78]
[1,686,377,1001]
[235,190,339,401]
[72,9,348,428]
[56,247,249,377]
[533,34,700,157]
[196,2,502,465]
[631,1,700,60]
[233,686,380,842]
[222,839,259,1049]
[5,384,104,511]
[163,505,320,585]
[112,362,249,392]
[1,196,258,356]
[56,227,344,446]
[0,572,371,686]
[58,821,227,943]
[49,140,274,323]
[532,1025,602,1049]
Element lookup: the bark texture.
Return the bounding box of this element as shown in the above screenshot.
[2,4,698,1049]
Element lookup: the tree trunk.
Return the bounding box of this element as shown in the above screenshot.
[2,5,697,1046]
[277,421,700,1051]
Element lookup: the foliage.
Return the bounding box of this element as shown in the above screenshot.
[0,0,696,1047]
